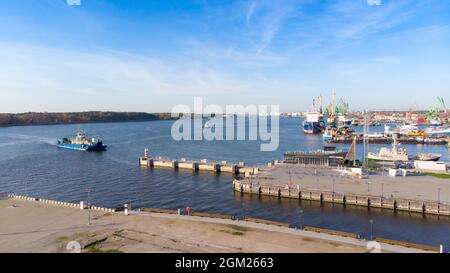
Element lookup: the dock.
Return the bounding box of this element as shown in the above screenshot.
[232,163,450,217]
[233,179,450,216]
[139,149,259,175]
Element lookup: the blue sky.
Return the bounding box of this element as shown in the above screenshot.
[0,0,449,113]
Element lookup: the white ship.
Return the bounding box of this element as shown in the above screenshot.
[426,126,450,136]
[384,124,420,136]
[368,134,409,162]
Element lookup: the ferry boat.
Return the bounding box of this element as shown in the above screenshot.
[57,130,107,151]
[368,134,408,162]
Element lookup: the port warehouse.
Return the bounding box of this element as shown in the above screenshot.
[232,180,450,216]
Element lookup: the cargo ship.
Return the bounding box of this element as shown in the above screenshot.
[57,130,107,151]
[302,112,325,134]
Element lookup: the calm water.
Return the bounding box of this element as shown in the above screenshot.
[1,118,449,248]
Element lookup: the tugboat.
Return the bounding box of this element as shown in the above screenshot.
[57,130,107,151]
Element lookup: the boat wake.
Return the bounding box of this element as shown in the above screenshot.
[0,133,57,146]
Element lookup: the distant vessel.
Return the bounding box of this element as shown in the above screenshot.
[303,112,325,134]
[203,119,213,128]
[322,130,333,141]
[57,130,107,151]
[426,126,450,136]
[384,124,421,136]
[351,119,359,126]
[415,153,441,161]
[368,134,408,162]
[302,96,325,134]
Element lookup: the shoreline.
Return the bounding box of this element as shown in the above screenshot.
[0,195,439,253]
[0,111,175,128]
[0,118,173,128]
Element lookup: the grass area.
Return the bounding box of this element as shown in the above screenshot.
[220,230,245,236]
[423,173,450,179]
[220,225,248,236]
[55,231,97,244]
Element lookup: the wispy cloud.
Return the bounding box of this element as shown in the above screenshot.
[0,42,292,112]
[246,1,257,25]
[253,1,301,54]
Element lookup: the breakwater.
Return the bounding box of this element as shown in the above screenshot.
[139,155,259,175]
[232,180,450,217]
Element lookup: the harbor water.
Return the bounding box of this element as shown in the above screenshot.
[0,118,449,248]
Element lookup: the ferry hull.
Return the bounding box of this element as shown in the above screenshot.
[57,142,107,152]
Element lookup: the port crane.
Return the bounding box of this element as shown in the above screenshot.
[427,97,446,125]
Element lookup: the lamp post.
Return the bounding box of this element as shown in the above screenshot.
[299,209,304,230]
[438,188,441,204]
[369,219,374,241]
[438,188,441,213]
[86,188,91,226]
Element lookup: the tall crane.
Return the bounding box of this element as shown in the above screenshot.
[427,97,446,125]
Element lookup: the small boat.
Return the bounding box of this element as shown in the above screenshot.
[368,134,408,162]
[415,153,441,161]
[203,119,213,128]
[384,124,420,136]
[57,130,107,152]
[351,119,359,126]
[322,132,333,141]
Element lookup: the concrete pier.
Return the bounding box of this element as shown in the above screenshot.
[233,180,450,217]
[139,156,259,175]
